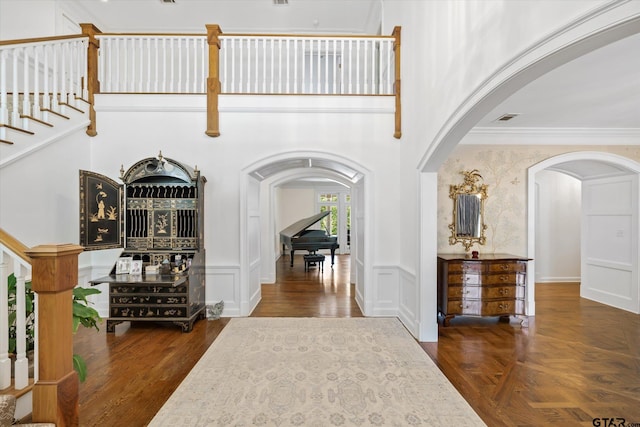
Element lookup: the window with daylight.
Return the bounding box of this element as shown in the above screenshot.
[317,191,351,253]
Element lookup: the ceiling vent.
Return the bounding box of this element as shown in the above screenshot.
[273,0,289,5]
[495,113,519,122]
[161,0,176,3]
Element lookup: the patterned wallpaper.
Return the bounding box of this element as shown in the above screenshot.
[437,145,640,256]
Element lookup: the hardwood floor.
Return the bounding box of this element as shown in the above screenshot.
[72,256,640,427]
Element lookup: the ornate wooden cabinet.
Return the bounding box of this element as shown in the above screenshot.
[437,254,530,326]
[81,152,206,332]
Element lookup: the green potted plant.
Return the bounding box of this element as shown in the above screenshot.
[72,286,102,382]
[6,273,101,382]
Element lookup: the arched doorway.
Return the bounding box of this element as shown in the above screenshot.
[416,7,640,341]
[240,151,372,317]
[528,151,640,315]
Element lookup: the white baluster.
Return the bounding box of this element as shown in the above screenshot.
[33,290,38,384]
[170,37,175,93]
[201,37,207,93]
[0,261,10,390]
[22,46,31,125]
[13,261,28,390]
[153,38,158,93]
[42,44,51,114]
[11,48,20,126]
[0,51,8,124]
[60,42,68,108]
[370,39,375,95]
[316,40,321,94]
[81,39,89,100]
[51,44,60,108]
[356,40,361,94]
[285,38,290,94]
[33,45,41,119]
[270,39,275,94]
[230,38,236,93]
[262,38,267,93]
[162,37,167,92]
[300,39,304,93]
[336,39,344,95]
[348,40,353,95]
[254,39,259,93]
[178,37,183,93]
[324,39,329,94]
[239,38,244,93]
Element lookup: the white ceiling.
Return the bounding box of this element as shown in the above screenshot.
[62,0,382,34]
[475,31,640,130]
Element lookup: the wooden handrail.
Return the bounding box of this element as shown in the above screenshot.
[0,227,31,264]
[0,34,86,47]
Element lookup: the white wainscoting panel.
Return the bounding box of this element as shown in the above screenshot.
[398,267,419,336]
[371,266,399,316]
[207,266,241,317]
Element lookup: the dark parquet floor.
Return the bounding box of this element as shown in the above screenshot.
[71,255,640,426]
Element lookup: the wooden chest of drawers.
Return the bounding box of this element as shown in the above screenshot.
[437,254,530,326]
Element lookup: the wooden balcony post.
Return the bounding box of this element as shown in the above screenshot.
[393,26,401,139]
[80,23,101,137]
[205,24,222,137]
[25,244,84,427]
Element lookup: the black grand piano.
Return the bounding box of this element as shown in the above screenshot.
[280,211,339,267]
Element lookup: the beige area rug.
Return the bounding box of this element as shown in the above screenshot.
[149,317,486,426]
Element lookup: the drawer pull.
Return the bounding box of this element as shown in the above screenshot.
[498,303,510,310]
[499,288,509,295]
[500,264,509,270]
[499,275,508,281]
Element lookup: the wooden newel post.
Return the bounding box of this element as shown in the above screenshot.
[25,244,84,427]
[80,23,101,137]
[205,24,222,137]
[392,26,401,139]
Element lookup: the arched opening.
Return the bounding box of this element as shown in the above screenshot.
[416,9,640,341]
[240,151,372,317]
[528,152,640,315]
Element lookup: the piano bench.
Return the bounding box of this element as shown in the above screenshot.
[303,254,325,272]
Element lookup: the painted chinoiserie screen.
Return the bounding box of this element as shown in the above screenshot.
[81,152,207,332]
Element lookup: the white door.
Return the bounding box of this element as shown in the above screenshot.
[581,174,639,313]
[244,175,262,313]
[351,180,365,304]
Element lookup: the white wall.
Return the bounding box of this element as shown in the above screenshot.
[276,187,316,239]
[0,129,91,249]
[535,170,581,282]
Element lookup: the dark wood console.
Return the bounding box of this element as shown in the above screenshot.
[437,253,530,326]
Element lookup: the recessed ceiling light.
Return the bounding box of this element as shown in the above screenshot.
[273,0,289,5]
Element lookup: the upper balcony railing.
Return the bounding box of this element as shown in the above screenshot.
[96,32,396,95]
[0,23,401,146]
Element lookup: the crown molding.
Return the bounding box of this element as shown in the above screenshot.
[462,127,640,145]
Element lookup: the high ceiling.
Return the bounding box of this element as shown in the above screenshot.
[64,0,639,133]
[474,31,640,131]
[62,0,382,34]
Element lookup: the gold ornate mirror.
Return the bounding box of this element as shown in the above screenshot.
[448,170,488,251]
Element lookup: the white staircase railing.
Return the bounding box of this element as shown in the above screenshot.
[0,35,89,143]
[0,239,34,391]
